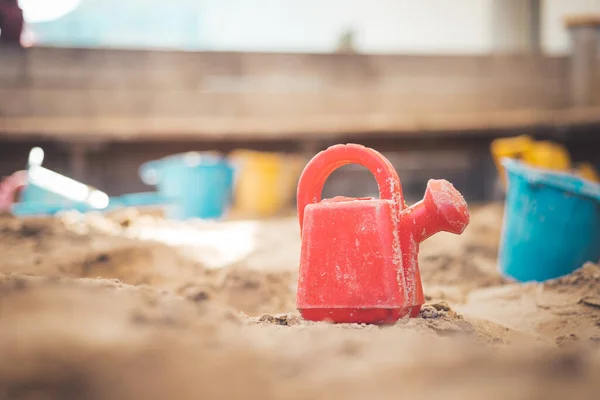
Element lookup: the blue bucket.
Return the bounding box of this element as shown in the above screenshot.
[139,152,235,220]
[499,159,600,282]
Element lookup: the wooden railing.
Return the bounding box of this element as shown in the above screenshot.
[0,16,598,142]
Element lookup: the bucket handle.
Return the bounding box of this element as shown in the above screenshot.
[296,143,404,235]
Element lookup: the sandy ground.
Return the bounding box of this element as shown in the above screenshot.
[0,203,599,399]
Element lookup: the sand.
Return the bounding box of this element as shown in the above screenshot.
[0,204,599,399]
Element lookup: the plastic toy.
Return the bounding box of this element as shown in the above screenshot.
[229,150,304,217]
[0,170,27,212]
[11,147,110,215]
[499,158,600,282]
[491,135,599,186]
[139,152,235,220]
[296,144,470,324]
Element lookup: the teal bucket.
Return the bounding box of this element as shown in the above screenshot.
[139,152,235,220]
[499,159,600,282]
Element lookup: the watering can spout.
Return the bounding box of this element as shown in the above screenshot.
[405,179,470,243]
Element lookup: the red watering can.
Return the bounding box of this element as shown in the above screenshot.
[296,144,470,324]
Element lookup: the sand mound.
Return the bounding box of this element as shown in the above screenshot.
[0,212,297,316]
[0,203,599,399]
[0,273,598,399]
[458,262,600,344]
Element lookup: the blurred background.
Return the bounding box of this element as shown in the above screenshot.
[0,0,599,218]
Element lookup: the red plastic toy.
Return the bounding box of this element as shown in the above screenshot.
[0,170,26,212]
[296,144,470,324]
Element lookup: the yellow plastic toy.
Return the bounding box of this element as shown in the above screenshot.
[576,162,600,182]
[230,150,305,217]
[491,135,598,186]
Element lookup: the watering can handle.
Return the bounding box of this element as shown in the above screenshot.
[296,143,404,234]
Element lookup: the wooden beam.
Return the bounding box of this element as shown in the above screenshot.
[1,107,599,143]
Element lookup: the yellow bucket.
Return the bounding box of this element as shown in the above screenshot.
[230,150,305,217]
